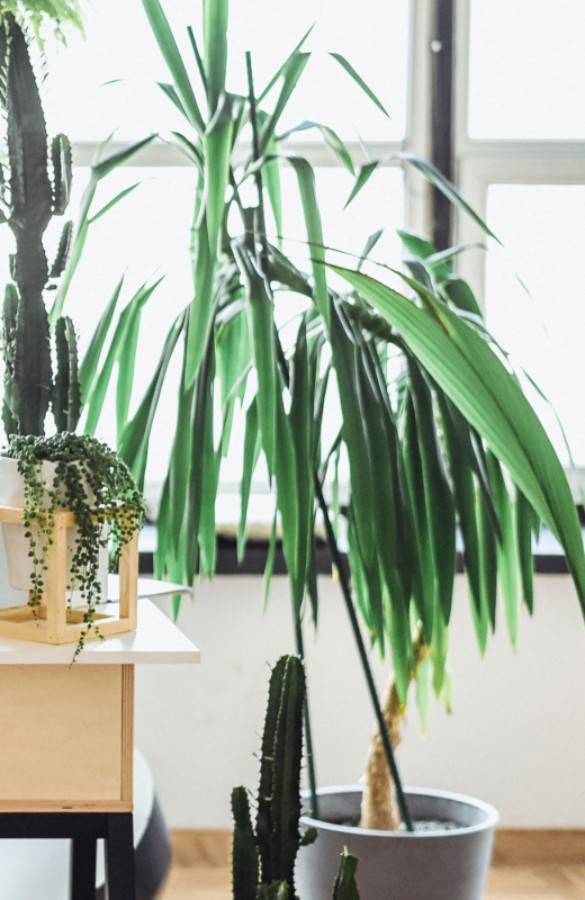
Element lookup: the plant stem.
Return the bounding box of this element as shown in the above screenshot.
[245,49,320,821]
[245,51,270,271]
[293,612,319,819]
[313,475,414,832]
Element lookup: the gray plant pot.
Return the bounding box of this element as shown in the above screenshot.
[296,786,498,900]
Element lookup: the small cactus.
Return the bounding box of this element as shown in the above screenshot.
[231,655,360,900]
[0,13,80,436]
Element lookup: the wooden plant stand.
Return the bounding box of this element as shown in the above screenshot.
[0,504,138,644]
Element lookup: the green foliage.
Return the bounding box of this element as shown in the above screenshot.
[53,315,81,433]
[0,15,79,436]
[332,849,360,900]
[231,656,359,900]
[0,17,154,440]
[0,1,84,46]
[232,655,306,900]
[124,0,585,723]
[5,432,145,657]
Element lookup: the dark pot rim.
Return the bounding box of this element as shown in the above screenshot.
[300,785,499,840]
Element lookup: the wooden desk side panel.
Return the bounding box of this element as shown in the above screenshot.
[0,665,133,812]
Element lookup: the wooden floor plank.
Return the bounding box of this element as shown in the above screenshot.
[160,831,585,900]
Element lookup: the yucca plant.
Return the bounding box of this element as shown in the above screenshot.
[113,0,585,833]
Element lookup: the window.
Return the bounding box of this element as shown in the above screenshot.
[9,0,417,514]
[456,0,585,477]
[4,1,584,510]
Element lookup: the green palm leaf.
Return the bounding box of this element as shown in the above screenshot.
[332,265,585,613]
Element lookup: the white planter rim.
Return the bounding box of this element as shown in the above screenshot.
[300,785,499,840]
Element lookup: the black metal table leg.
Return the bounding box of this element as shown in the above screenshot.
[70,836,97,900]
[105,813,136,900]
[0,811,136,900]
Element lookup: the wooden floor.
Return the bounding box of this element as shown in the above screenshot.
[160,830,585,900]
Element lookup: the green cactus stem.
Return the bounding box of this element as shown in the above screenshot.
[231,656,360,900]
[332,849,360,900]
[52,315,81,433]
[0,14,81,435]
[232,786,260,900]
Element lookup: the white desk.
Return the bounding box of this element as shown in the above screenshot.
[0,587,200,898]
[0,597,201,666]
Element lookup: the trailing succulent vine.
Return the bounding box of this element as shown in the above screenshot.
[231,655,360,900]
[6,433,145,655]
[0,12,80,437]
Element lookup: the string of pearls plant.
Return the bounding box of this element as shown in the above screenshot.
[6,433,145,658]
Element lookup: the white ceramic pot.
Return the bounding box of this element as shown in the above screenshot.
[0,456,109,603]
[296,786,498,900]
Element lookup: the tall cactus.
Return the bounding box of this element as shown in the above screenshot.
[231,655,360,900]
[0,13,80,436]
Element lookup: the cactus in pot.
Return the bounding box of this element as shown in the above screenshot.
[231,655,360,900]
[0,11,145,655]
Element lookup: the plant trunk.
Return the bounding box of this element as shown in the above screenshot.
[360,635,429,831]
[359,676,403,831]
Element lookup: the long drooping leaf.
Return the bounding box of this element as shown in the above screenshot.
[204,0,228,115]
[278,120,355,174]
[195,340,218,578]
[289,319,314,615]
[357,334,410,628]
[217,305,250,452]
[400,154,500,243]
[260,52,310,150]
[402,392,434,637]
[344,161,379,209]
[516,489,535,615]
[486,452,520,646]
[79,277,124,406]
[51,134,155,324]
[238,398,261,562]
[142,0,204,133]
[116,278,164,439]
[117,311,184,488]
[258,25,314,102]
[88,183,141,224]
[162,338,197,573]
[91,134,156,180]
[185,214,214,385]
[329,52,389,118]
[286,156,329,326]
[184,342,213,583]
[332,265,585,613]
[408,362,456,626]
[330,304,386,642]
[437,393,491,644]
[83,279,161,436]
[275,383,302,609]
[233,242,277,474]
[205,92,234,253]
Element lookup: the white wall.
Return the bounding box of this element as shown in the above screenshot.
[134,573,585,829]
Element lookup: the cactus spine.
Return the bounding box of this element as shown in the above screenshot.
[0,14,79,436]
[231,655,360,900]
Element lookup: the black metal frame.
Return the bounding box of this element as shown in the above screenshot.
[0,812,135,900]
[431,0,456,251]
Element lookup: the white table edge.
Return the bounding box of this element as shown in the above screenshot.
[0,598,201,665]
